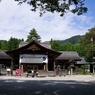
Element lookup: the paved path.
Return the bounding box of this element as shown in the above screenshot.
[0,75,95,81]
[0,75,95,95]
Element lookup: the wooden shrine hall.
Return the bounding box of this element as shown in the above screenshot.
[0,38,81,76]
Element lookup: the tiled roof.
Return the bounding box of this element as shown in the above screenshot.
[19,41,51,49]
[6,40,61,57]
[77,57,89,64]
[19,42,28,47]
[56,51,81,61]
[40,42,51,49]
[0,51,11,59]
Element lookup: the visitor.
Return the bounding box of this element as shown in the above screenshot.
[31,69,34,77]
[6,67,11,76]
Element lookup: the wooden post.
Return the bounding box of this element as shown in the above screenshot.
[21,64,23,75]
[11,60,13,76]
[70,68,73,75]
[44,64,45,70]
[54,61,55,71]
[46,63,48,72]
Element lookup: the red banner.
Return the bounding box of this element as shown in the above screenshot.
[15,69,21,76]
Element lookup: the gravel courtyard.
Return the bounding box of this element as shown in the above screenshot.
[0,75,95,95]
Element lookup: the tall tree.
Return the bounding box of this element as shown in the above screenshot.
[74,43,85,56]
[60,42,74,51]
[14,0,87,16]
[7,37,23,50]
[1,40,8,50]
[50,39,61,51]
[26,28,41,42]
[0,40,4,49]
[79,27,95,62]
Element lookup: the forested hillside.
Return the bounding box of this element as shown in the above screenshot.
[51,27,95,62]
[58,35,84,44]
[0,35,84,50]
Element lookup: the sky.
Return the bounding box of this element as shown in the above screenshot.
[0,0,95,42]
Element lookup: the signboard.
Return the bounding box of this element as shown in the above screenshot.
[19,54,48,63]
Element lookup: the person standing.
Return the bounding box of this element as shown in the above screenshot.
[6,67,11,76]
[31,69,34,77]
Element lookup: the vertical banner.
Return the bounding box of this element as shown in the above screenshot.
[15,69,21,76]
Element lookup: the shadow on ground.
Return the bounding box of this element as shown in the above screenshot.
[0,79,95,95]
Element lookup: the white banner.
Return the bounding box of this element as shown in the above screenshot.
[19,54,48,63]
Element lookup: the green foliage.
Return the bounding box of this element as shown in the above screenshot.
[1,40,8,50]
[0,42,1,49]
[50,38,85,53]
[50,39,61,51]
[59,35,84,44]
[50,39,80,52]
[50,27,95,63]
[0,40,5,49]
[60,42,74,51]
[15,0,87,16]
[74,44,85,56]
[7,37,23,50]
[84,71,91,75]
[0,28,41,50]
[0,26,95,65]
[0,37,23,50]
[26,28,41,42]
[76,66,84,74]
[80,27,95,45]
[76,65,91,75]
[84,49,92,62]
[79,27,95,62]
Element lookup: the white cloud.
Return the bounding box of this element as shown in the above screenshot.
[0,0,95,42]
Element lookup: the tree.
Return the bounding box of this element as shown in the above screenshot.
[50,39,61,51]
[14,0,87,16]
[60,42,74,51]
[26,28,41,42]
[0,37,23,50]
[1,40,8,50]
[74,43,85,56]
[79,27,95,62]
[0,40,4,49]
[7,37,23,50]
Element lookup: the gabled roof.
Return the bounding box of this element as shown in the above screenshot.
[19,41,51,49]
[6,39,61,57]
[0,51,11,59]
[56,51,81,61]
[77,57,90,64]
[40,42,51,49]
[19,42,28,47]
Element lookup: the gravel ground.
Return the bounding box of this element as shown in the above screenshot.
[0,75,95,95]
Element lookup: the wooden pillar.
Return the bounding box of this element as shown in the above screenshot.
[11,59,13,75]
[21,64,23,75]
[70,67,73,75]
[54,61,55,71]
[46,63,48,72]
[44,64,45,70]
